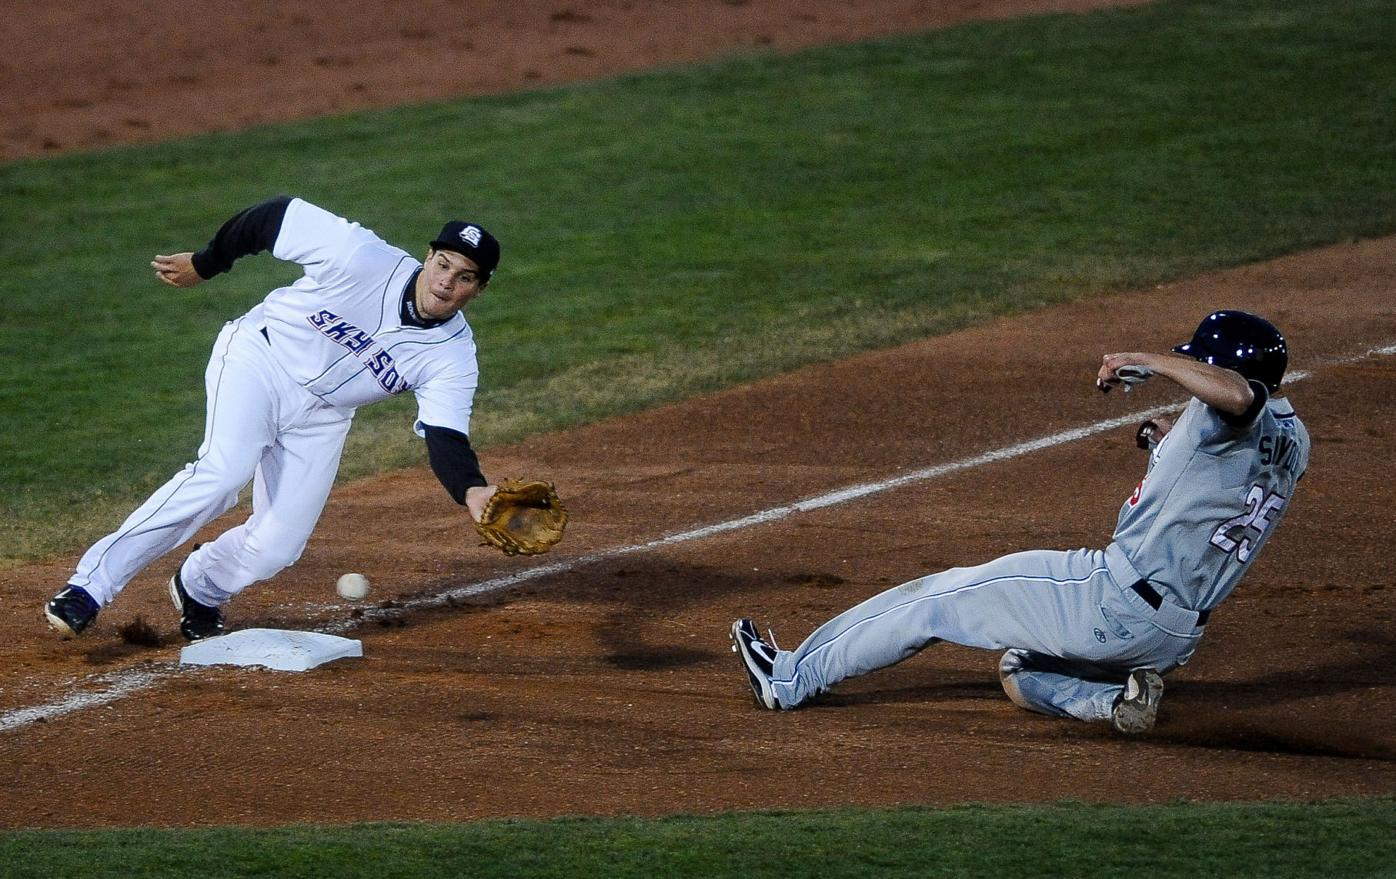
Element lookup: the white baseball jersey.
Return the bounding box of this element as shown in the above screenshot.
[255,197,479,436]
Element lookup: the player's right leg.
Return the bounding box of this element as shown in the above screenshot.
[53,320,276,632]
[178,399,353,610]
[998,648,1120,722]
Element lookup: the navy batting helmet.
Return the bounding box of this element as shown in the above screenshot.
[1172,310,1288,393]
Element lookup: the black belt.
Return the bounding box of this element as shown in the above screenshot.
[259,326,270,343]
[1131,579,1209,626]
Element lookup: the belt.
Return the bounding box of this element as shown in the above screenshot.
[259,326,270,343]
[1131,579,1209,626]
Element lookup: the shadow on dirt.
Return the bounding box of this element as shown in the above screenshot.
[1161,723,1395,761]
[1178,627,1395,705]
[585,559,780,670]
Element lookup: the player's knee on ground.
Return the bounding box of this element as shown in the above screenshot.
[998,648,1043,714]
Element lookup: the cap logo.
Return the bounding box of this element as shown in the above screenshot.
[459,226,483,247]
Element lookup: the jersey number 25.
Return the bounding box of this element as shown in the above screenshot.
[1210,484,1287,564]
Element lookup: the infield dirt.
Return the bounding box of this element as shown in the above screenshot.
[1,0,1393,829]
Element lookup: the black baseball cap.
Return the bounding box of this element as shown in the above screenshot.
[430,221,501,280]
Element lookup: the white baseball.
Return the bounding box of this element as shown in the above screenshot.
[336,572,371,601]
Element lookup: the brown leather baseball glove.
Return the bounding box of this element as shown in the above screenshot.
[474,479,569,555]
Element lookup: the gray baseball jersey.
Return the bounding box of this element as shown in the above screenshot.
[767,383,1309,720]
[1111,389,1308,611]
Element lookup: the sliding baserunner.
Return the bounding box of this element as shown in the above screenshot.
[732,311,1308,734]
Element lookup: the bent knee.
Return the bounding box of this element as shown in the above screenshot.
[240,539,308,582]
[998,648,1031,681]
[998,649,1038,712]
[179,455,257,500]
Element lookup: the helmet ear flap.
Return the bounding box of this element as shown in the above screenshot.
[1174,311,1287,393]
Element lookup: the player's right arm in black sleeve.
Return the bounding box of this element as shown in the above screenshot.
[190,195,293,280]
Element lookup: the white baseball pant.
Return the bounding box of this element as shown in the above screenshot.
[70,315,353,607]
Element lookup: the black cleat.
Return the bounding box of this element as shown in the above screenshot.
[729,618,782,709]
[169,570,224,641]
[45,585,100,638]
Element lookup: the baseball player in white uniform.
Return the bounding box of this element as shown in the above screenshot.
[46,196,504,640]
[732,311,1308,733]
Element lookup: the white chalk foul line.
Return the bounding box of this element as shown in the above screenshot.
[324,398,1183,632]
[0,665,180,733]
[6,341,1394,732]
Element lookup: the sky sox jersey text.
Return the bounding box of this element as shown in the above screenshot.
[305,309,409,395]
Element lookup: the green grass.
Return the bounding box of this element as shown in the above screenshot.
[2,800,1393,879]
[3,0,1395,563]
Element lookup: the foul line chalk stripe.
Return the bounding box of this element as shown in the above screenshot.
[4,341,1394,733]
[0,665,179,733]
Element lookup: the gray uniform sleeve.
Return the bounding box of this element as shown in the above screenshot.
[1217,380,1269,429]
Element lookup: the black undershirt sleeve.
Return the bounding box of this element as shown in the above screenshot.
[191,195,293,280]
[1219,379,1269,428]
[423,425,488,505]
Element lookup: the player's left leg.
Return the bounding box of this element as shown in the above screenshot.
[765,555,1100,714]
[67,320,277,607]
[179,404,353,607]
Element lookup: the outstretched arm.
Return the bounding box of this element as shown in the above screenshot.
[151,195,293,287]
[1098,351,1254,416]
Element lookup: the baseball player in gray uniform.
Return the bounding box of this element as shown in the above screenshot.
[732,311,1308,733]
[45,196,504,641]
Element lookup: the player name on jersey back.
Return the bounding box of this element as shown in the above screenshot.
[1258,432,1303,473]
